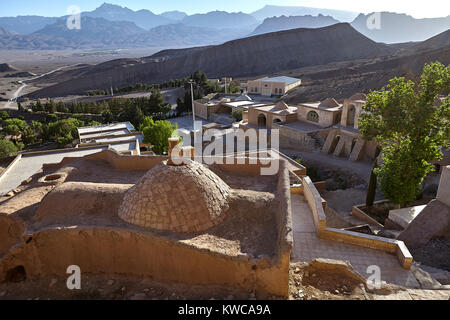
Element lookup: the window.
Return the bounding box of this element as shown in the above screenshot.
[307,111,319,123]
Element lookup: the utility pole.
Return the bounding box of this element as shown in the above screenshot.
[224,78,227,94]
[189,79,196,144]
[110,78,114,97]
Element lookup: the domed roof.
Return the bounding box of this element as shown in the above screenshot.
[118,160,231,233]
[349,93,367,101]
[276,101,289,110]
[235,94,253,101]
[319,98,340,108]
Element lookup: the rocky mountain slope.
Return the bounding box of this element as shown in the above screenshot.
[250,14,340,36]
[351,12,450,44]
[25,23,396,98]
[0,63,18,72]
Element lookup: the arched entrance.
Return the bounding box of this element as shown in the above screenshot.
[273,118,282,124]
[347,105,356,127]
[329,135,341,154]
[307,111,319,123]
[258,113,267,127]
[351,138,358,153]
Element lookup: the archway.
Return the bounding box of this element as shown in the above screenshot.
[307,110,319,123]
[273,118,282,124]
[329,135,341,154]
[351,138,357,151]
[258,113,267,127]
[347,105,356,127]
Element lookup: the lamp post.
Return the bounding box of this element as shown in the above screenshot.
[189,79,196,144]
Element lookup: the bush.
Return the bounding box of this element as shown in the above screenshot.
[232,109,243,122]
[142,117,177,155]
[0,139,18,158]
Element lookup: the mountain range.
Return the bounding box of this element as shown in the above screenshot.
[25,23,398,98]
[28,22,450,104]
[0,17,247,50]
[0,3,450,49]
[250,14,340,36]
[250,5,358,22]
[351,12,450,43]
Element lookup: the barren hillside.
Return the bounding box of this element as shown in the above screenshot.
[26,23,395,98]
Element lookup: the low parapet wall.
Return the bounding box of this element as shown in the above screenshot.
[298,176,413,269]
[0,225,288,298]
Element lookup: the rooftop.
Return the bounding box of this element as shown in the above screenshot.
[78,122,135,136]
[254,102,298,115]
[300,98,343,111]
[260,76,301,86]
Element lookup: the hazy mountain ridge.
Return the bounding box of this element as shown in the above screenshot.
[0,16,251,50]
[251,5,358,22]
[181,10,259,30]
[83,2,174,30]
[351,12,450,43]
[250,14,340,35]
[160,11,187,21]
[0,15,59,34]
[26,23,397,98]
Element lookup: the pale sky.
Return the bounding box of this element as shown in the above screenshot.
[0,0,448,18]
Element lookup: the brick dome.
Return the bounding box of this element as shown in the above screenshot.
[118,160,231,233]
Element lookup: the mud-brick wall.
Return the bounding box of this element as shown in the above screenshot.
[194,101,209,120]
[0,226,290,298]
[274,124,316,151]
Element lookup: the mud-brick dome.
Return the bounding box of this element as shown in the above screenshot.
[118,160,231,233]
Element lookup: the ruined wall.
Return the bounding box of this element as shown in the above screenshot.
[0,226,287,298]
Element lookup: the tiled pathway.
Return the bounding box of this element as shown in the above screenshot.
[290,194,420,288]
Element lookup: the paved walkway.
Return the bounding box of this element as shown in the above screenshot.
[0,147,108,195]
[290,194,420,288]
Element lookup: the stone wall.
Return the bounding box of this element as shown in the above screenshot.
[273,123,316,151]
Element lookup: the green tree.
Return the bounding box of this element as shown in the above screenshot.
[232,109,243,122]
[359,62,450,207]
[22,126,37,145]
[2,118,27,136]
[142,118,177,155]
[45,100,57,113]
[0,139,18,158]
[46,113,58,123]
[0,111,10,121]
[43,118,83,147]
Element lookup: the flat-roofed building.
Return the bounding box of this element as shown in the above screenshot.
[298,98,343,128]
[247,76,302,96]
[77,122,144,155]
[193,93,274,124]
[246,101,298,129]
